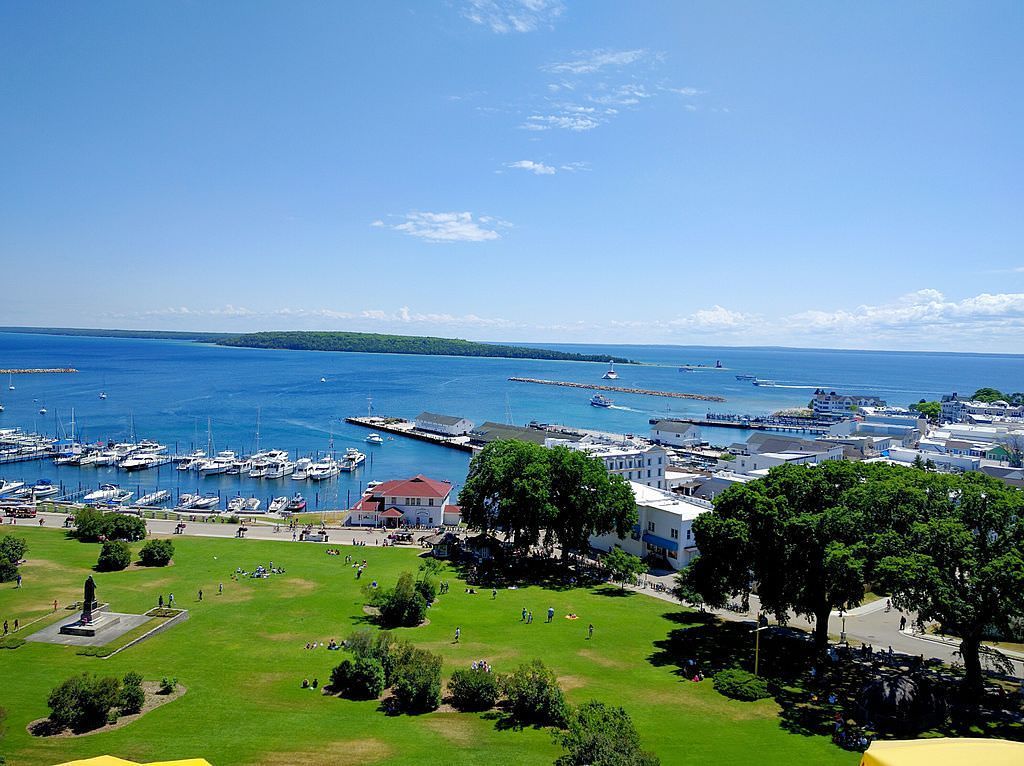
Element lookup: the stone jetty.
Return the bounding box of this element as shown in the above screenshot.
[0,368,78,374]
[508,377,726,402]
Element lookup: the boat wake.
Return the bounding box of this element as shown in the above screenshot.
[768,384,823,390]
[609,405,644,412]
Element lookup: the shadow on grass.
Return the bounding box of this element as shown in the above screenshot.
[589,586,635,598]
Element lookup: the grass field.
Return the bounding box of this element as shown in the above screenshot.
[0,527,857,765]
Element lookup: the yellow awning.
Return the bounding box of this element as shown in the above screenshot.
[861,738,1024,766]
[55,757,212,766]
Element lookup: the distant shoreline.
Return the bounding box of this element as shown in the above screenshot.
[0,327,636,365]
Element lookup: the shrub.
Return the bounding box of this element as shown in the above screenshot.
[414,578,437,604]
[0,535,27,583]
[158,677,177,695]
[377,572,428,628]
[712,668,770,701]
[502,659,567,727]
[96,540,132,572]
[330,657,386,700]
[72,508,107,541]
[0,636,26,650]
[138,539,174,567]
[73,509,146,543]
[47,673,122,732]
[391,645,442,714]
[119,672,145,714]
[449,666,500,712]
[555,700,660,766]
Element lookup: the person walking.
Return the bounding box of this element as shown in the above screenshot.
[521,607,527,622]
[492,588,497,600]
[527,611,533,624]
[169,592,175,607]
[16,574,22,589]
[158,595,164,609]
[588,623,594,640]
[547,606,554,623]
[899,615,907,631]
[218,582,223,596]
[52,599,58,612]
[198,589,203,601]
[454,626,461,643]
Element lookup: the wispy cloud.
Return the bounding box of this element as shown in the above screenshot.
[522,111,604,132]
[378,211,511,243]
[542,49,649,75]
[462,0,565,34]
[505,159,556,175]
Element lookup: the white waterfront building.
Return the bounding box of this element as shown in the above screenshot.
[649,419,704,448]
[590,482,712,571]
[414,412,475,437]
[544,435,668,489]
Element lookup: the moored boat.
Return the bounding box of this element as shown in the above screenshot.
[136,490,171,507]
[365,433,384,445]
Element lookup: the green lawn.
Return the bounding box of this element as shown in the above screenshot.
[0,527,857,765]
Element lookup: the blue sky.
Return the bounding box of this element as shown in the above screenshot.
[2,1,1023,352]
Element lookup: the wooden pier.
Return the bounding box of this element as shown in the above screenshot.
[344,416,475,452]
[650,416,831,435]
[0,448,55,465]
[508,378,726,402]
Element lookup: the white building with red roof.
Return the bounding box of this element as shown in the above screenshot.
[348,474,455,528]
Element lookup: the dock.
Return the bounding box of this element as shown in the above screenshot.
[651,415,832,435]
[508,377,726,402]
[345,416,475,452]
[0,448,56,464]
[0,368,78,374]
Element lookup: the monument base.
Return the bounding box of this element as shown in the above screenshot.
[59,605,121,637]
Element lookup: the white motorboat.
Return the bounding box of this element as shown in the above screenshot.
[120,452,170,472]
[339,448,365,472]
[0,479,25,497]
[0,404,4,413]
[227,496,247,513]
[320,377,326,383]
[292,457,313,480]
[92,449,120,466]
[192,494,220,510]
[16,479,59,499]
[601,361,619,380]
[105,488,134,505]
[78,452,101,466]
[308,457,339,481]
[177,450,206,471]
[136,490,171,507]
[198,451,236,476]
[176,493,201,509]
[245,497,261,512]
[99,391,107,400]
[365,433,384,445]
[285,493,307,513]
[269,496,289,514]
[264,459,295,479]
[227,456,252,475]
[752,379,776,387]
[84,483,123,503]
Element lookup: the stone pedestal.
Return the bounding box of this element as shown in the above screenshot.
[59,603,121,637]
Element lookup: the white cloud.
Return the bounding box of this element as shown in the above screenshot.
[506,159,556,175]
[463,0,564,33]
[559,161,590,172]
[522,112,603,131]
[543,49,648,75]
[610,305,757,333]
[665,86,704,97]
[383,211,510,243]
[369,220,384,227]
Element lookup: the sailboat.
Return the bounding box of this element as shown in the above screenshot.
[7,373,13,391]
[99,374,107,399]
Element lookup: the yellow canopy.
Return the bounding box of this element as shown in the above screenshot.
[861,738,1024,766]
[55,758,212,766]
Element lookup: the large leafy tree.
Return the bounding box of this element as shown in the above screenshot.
[874,471,1024,698]
[682,461,869,651]
[555,700,660,766]
[459,440,555,551]
[547,445,636,559]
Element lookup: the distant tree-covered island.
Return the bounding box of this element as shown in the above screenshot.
[214,331,636,363]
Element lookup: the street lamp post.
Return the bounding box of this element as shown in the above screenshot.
[750,625,770,676]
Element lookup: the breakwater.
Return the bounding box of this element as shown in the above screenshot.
[651,415,830,434]
[508,378,726,402]
[0,368,78,374]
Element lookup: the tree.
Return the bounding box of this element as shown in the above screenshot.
[96,540,132,572]
[682,461,869,652]
[999,432,1024,468]
[449,666,500,712]
[72,509,146,543]
[555,700,660,766]
[0,535,27,583]
[971,387,1006,403]
[391,645,442,713]
[377,572,427,628]
[874,471,1024,699]
[138,539,174,566]
[459,440,554,551]
[603,547,646,590]
[330,657,386,700]
[501,659,567,727]
[909,401,941,421]
[547,446,637,560]
[119,671,145,714]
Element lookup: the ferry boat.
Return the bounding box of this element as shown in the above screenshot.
[590,394,613,408]
[735,374,757,381]
[269,496,289,514]
[338,448,365,472]
[136,490,171,507]
[601,361,618,380]
[365,433,384,445]
[308,457,340,481]
[752,379,776,387]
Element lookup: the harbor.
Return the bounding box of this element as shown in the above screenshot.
[344,416,475,452]
[508,377,727,402]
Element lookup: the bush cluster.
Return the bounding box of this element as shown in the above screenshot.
[158,677,177,695]
[138,539,174,567]
[555,700,660,766]
[391,644,442,714]
[0,535,27,583]
[73,509,147,543]
[329,657,386,700]
[331,629,442,713]
[375,572,428,628]
[501,659,567,727]
[712,668,770,701]
[449,666,500,712]
[96,540,132,572]
[47,671,144,732]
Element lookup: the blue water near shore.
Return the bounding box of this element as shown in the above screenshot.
[1,332,1022,510]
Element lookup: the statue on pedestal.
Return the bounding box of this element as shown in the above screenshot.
[82,575,97,624]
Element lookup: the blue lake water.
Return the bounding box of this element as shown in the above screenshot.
[1,332,1022,509]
